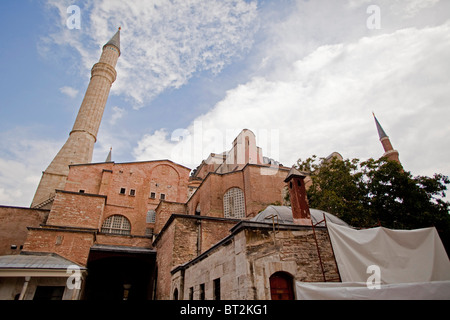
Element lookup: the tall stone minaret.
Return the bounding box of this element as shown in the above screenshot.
[372,112,400,164]
[31,29,121,208]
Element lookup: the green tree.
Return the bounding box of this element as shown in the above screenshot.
[296,156,450,254]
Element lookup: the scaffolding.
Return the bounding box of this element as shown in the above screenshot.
[311,213,341,282]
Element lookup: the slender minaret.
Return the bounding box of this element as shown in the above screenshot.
[31,28,121,208]
[372,112,400,164]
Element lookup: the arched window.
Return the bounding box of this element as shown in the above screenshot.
[195,203,201,216]
[269,272,294,300]
[223,188,245,219]
[101,215,131,235]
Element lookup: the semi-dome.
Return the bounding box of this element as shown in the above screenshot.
[251,205,350,227]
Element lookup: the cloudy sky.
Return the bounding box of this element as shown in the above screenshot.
[0,0,449,207]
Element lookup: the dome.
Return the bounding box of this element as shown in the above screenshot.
[251,205,349,227]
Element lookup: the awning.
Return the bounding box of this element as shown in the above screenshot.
[0,252,86,277]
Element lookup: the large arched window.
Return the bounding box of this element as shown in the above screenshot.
[223,188,245,219]
[269,272,294,300]
[101,215,131,235]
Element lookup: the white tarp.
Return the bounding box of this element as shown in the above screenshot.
[295,281,450,300]
[295,222,450,299]
[326,222,450,284]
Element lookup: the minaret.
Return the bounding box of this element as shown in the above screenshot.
[31,29,121,208]
[372,112,400,164]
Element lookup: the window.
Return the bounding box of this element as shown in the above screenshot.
[79,190,85,193]
[101,215,131,235]
[120,188,126,195]
[213,278,221,300]
[195,203,201,216]
[146,210,156,223]
[223,188,246,218]
[150,192,156,199]
[189,287,194,300]
[199,283,205,300]
[160,193,166,200]
[129,189,136,196]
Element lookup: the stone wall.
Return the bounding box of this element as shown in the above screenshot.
[154,215,239,300]
[171,224,339,300]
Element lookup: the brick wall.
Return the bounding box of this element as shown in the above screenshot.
[154,201,187,235]
[46,191,106,229]
[65,160,191,237]
[23,228,95,266]
[0,206,49,256]
[186,164,289,219]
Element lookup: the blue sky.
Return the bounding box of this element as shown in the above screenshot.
[1,0,450,207]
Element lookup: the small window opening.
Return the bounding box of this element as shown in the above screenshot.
[199,284,205,300]
[214,278,221,301]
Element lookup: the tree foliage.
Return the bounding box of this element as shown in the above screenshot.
[296,156,450,254]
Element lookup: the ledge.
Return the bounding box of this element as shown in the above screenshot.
[55,189,107,199]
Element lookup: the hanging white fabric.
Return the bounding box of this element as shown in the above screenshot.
[295,281,450,300]
[295,222,450,300]
[326,222,450,284]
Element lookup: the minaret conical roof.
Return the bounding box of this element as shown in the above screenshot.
[372,112,388,140]
[105,147,112,162]
[104,28,121,54]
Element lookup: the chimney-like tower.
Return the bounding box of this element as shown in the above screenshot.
[31,29,121,208]
[285,167,311,226]
[372,112,400,164]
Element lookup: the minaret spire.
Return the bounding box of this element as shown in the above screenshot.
[372,112,400,164]
[104,27,121,56]
[373,111,388,140]
[105,147,112,163]
[31,29,121,209]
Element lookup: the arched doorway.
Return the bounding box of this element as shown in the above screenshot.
[84,247,156,300]
[269,272,295,300]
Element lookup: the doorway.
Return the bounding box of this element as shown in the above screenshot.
[84,248,156,300]
[269,272,295,300]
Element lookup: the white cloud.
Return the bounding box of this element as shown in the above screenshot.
[59,86,79,98]
[0,129,62,207]
[109,106,126,125]
[134,129,177,162]
[45,0,259,107]
[134,20,450,179]
[392,0,440,18]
